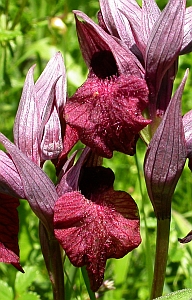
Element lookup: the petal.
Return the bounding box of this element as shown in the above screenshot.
[35,52,66,117]
[55,125,79,174]
[178,230,192,243]
[0,194,23,272]
[56,147,91,196]
[144,70,188,219]
[156,60,178,117]
[54,189,140,291]
[99,0,140,50]
[41,106,63,160]
[145,0,186,118]
[0,133,58,232]
[180,7,192,55]
[141,0,161,44]
[74,10,144,77]
[65,74,150,158]
[0,151,25,198]
[117,0,144,60]
[13,65,40,165]
[183,109,192,158]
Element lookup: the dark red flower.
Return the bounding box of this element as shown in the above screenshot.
[0,194,23,272]
[65,74,149,158]
[54,164,141,291]
[64,11,150,159]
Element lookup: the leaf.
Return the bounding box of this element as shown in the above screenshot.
[15,266,38,295]
[0,280,13,300]
[154,288,192,299]
[0,30,22,41]
[17,292,40,300]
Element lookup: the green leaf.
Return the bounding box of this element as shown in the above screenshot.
[15,266,38,295]
[81,267,96,300]
[0,30,22,41]
[0,280,14,300]
[17,292,40,300]
[154,289,192,299]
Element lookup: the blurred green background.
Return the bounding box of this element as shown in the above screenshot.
[0,0,192,299]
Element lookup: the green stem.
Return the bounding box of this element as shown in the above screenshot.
[10,0,28,30]
[150,218,171,299]
[39,222,65,300]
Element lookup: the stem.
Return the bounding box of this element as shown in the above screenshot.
[150,218,171,299]
[39,222,65,300]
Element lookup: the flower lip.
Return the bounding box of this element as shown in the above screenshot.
[79,166,115,199]
[90,50,118,79]
[65,74,150,158]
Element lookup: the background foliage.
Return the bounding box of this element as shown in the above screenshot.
[0,0,192,299]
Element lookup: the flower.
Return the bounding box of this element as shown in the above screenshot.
[64,11,150,159]
[14,52,66,165]
[54,148,141,291]
[99,0,187,125]
[0,193,23,272]
[144,71,188,219]
[0,132,58,270]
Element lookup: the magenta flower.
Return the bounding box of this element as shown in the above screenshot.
[64,11,150,158]
[54,148,141,291]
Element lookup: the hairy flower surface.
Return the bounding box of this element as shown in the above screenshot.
[54,165,141,291]
[65,74,149,158]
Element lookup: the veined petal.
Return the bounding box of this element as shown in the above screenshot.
[183,109,192,160]
[41,106,63,161]
[0,133,58,232]
[13,65,40,165]
[0,151,25,198]
[118,1,144,59]
[74,10,144,77]
[0,194,23,272]
[145,0,186,118]
[35,52,66,117]
[156,60,178,117]
[99,0,140,50]
[180,6,192,55]
[142,0,161,44]
[144,70,188,219]
[56,147,91,196]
